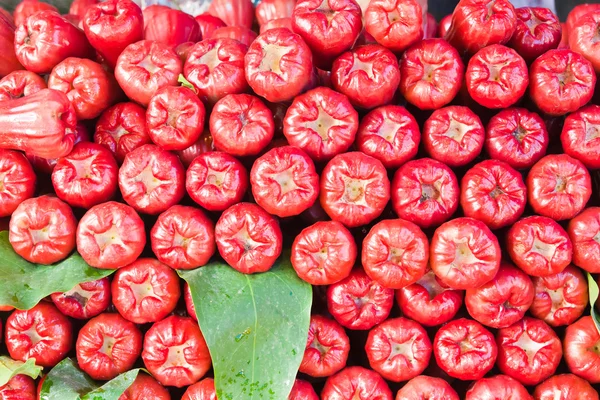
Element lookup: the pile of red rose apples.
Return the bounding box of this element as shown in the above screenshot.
[1,0,600,398]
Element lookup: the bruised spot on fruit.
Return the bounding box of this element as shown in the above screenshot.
[554,175,567,192]
[512,125,527,142]
[349,54,374,79]
[29,226,49,245]
[529,237,559,261]
[61,287,91,308]
[198,47,220,72]
[138,55,161,75]
[259,43,294,75]
[513,330,553,363]
[443,118,471,143]
[94,224,125,251]
[388,336,416,362]
[165,343,192,368]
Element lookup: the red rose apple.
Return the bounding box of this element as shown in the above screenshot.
[0,150,36,218]
[561,104,600,169]
[289,380,318,400]
[564,316,600,383]
[509,7,561,63]
[256,0,295,26]
[210,26,258,47]
[321,366,393,400]
[534,374,599,400]
[568,207,600,273]
[423,106,484,167]
[13,0,57,27]
[144,8,201,48]
[195,13,226,39]
[396,375,459,400]
[465,375,532,400]
[356,105,420,169]
[485,107,549,169]
[208,0,254,29]
[300,314,350,378]
[0,13,21,79]
[260,17,293,33]
[0,70,46,102]
[391,158,459,228]
[320,152,389,228]
[51,278,111,320]
[176,129,214,168]
[0,375,35,399]
[364,0,423,53]
[569,11,600,73]
[119,373,171,400]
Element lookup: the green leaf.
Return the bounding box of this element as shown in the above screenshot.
[0,231,114,310]
[39,358,140,400]
[179,257,312,400]
[0,357,42,387]
[178,74,198,94]
[587,273,600,334]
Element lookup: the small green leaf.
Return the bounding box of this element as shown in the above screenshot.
[0,357,42,387]
[179,256,312,400]
[178,74,198,93]
[39,358,141,400]
[0,231,114,310]
[587,273,600,334]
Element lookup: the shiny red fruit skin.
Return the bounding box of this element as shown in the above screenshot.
[181,378,215,400]
[561,105,600,169]
[465,263,534,329]
[0,13,22,79]
[195,13,226,39]
[569,11,600,73]
[76,313,142,380]
[27,123,89,175]
[9,195,76,265]
[485,107,549,169]
[142,316,212,388]
[364,0,423,53]
[0,150,36,218]
[51,278,111,320]
[438,14,452,38]
[69,0,98,20]
[509,7,561,63]
[94,102,151,163]
[184,38,249,105]
[145,8,201,48]
[423,106,484,167]
[208,0,254,29]
[291,221,356,286]
[395,375,459,400]
[529,49,596,116]
[400,38,463,110]
[176,129,214,168]
[83,0,143,69]
[118,144,185,215]
[260,17,293,34]
[497,317,562,385]
[289,379,318,400]
[300,314,350,377]
[184,283,197,321]
[0,70,46,102]
[466,44,528,109]
[534,373,599,400]
[186,151,249,212]
[327,268,394,330]
[6,303,71,367]
[48,57,118,120]
[569,208,600,273]
[215,202,282,274]
[445,0,516,54]
[391,158,459,229]
[362,219,428,290]
[76,201,146,269]
[14,11,92,74]
[51,142,118,209]
[396,269,463,327]
[0,375,36,400]
[527,154,592,221]
[210,94,274,157]
[245,28,314,103]
[465,375,532,400]
[460,159,526,229]
[251,146,318,217]
[112,258,181,324]
[356,105,420,169]
[564,316,600,383]
[321,366,393,400]
[115,40,182,107]
[119,373,171,400]
[507,216,572,277]
[0,89,76,160]
[320,152,389,228]
[530,265,588,327]
[291,0,362,68]
[431,217,501,290]
[13,0,57,27]
[256,0,295,26]
[210,26,257,47]
[365,317,431,382]
[433,318,497,381]
[146,86,205,151]
[151,205,215,270]
[284,87,358,161]
[331,44,400,110]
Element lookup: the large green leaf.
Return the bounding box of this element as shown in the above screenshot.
[179,257,312,400]
[0,231,114,310]
[39,358,140,400]
[0,357,42,387]
[587,273,600,334]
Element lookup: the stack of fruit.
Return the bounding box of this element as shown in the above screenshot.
[1,0,600,399]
